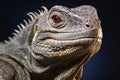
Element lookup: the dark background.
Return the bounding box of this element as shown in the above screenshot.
[0,0,119,80]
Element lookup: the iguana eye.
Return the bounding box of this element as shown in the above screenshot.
[49,11,67,28]
[51,15,62,23]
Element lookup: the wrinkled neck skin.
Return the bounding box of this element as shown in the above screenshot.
[28,45,95,80]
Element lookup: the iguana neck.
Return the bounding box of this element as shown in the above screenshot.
[29,49,92,80]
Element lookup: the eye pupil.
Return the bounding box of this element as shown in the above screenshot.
[52,15,62,23]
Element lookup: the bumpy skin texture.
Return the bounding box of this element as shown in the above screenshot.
[0,5,102,80]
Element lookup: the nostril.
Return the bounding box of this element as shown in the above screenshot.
[85,24,91,29]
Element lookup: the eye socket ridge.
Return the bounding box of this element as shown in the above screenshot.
[49,11,67,29]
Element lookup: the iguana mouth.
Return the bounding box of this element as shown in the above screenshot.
[37,28,102,46]
[42,37,102,47]
[39,35,102,41]
[36,28,102,51]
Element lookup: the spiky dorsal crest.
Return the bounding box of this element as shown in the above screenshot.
[27,6,48,20]
[3,6,48,44]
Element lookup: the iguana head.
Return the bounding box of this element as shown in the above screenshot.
[0,5,102,79]
[30,5,102,60]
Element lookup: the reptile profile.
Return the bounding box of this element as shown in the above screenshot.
[0,5,102,80]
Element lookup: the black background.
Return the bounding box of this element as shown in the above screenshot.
[0,0,119,80]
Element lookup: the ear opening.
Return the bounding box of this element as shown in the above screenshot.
[28,21,38,45]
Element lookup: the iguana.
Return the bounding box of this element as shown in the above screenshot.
[0,5,102,80]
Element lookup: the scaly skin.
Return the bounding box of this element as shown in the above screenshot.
[0,5,102,80]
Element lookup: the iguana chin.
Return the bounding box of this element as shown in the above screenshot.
[0,5,102,80]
